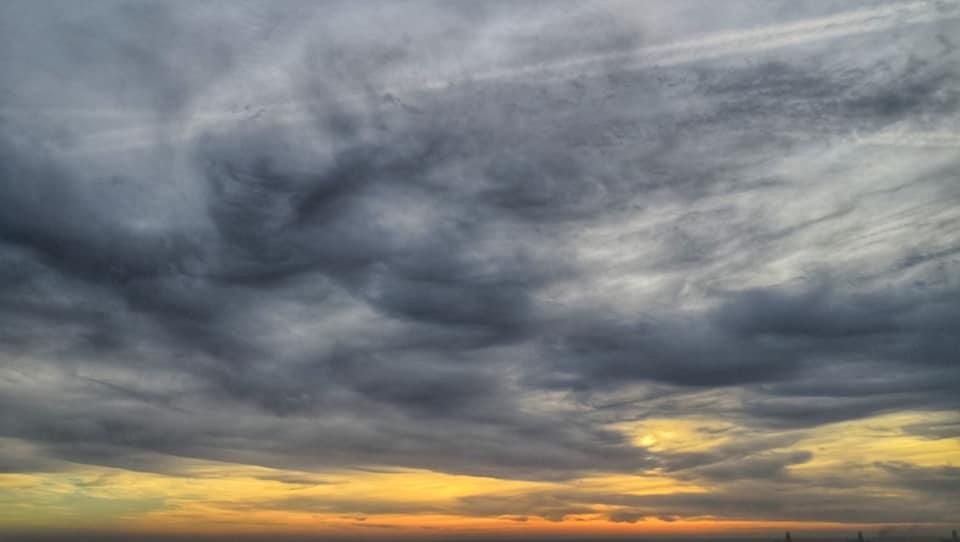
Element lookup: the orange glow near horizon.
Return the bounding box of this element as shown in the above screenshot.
[3,410,958,538]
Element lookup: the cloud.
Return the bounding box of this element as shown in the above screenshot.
[586,484,958,523]
[875,462,960,497]
[0,0,958,530]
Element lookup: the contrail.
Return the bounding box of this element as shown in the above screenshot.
[206,0,960,124]
[4,0,957,156]
[857,130,960,148]
[402,0,959,91]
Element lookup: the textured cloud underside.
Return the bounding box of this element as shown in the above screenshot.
[0,0,958,531]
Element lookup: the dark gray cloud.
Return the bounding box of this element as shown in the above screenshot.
[1,0,959,528]
[590,485,958,523]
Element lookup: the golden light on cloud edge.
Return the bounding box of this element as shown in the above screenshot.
[2,0,960,538]
[3,411,957,537]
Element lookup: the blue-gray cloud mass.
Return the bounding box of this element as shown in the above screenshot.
[1,0,958,530]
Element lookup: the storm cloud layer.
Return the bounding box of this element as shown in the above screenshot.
[1,0,959,531]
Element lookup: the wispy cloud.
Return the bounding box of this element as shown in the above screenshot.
[1,0,958,535]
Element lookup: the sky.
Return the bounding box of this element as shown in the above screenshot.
[0,0,958,540]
